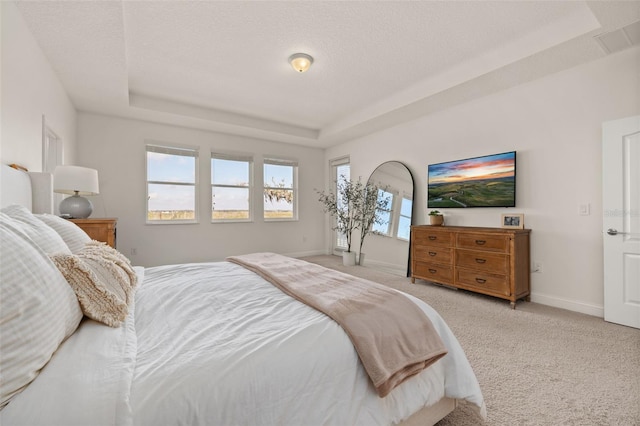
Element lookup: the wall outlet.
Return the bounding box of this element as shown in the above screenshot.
[579,203,590,216]
[532,261,543,273]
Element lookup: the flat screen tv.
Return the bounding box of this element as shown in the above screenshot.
[427,151,516,208]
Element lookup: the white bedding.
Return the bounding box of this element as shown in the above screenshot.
[1,262,484,425]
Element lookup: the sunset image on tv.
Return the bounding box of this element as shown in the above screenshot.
[428,151,516,208]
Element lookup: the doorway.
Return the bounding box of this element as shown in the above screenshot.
[602,115,640,329]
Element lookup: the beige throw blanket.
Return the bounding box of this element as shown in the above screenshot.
[226,253,448,397]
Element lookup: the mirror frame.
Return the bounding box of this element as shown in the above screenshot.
[367,161,415,277]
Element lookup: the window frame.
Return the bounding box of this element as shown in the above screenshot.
[145,142,199,225]
[211,152,254,223]
[396,194,413,241]
[330,156,350,254]
[263,157,298,222]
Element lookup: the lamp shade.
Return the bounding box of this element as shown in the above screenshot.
[53,165,99,195]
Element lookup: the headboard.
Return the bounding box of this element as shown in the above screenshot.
[0,164,54,214]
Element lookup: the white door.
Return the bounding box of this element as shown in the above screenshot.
[42,117,64,215]
[603,116,640,329]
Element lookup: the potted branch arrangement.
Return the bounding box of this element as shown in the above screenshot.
[317,176,390,266]
[428,210,444,226]
[356,183,391,265]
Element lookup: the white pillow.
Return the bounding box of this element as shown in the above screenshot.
[0,222,83,409]
[1,205,70,255]
[36,213,91,254]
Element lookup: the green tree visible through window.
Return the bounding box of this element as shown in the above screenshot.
[263,159,297,220]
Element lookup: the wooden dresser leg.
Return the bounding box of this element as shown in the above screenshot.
[510,301,516,309]
[411,277,415,284]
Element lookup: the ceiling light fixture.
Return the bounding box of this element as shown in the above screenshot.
[288,53,313,73]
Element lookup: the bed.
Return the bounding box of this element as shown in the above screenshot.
[0,163,485,425]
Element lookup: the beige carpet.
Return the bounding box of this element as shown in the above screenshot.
[302,255,640,426]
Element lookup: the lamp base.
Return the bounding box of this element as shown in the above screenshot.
[59,194,93,219]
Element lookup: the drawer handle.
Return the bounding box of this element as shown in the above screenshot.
[475,278,486,284]
[475,240,486,245]
[428,236,437,241]
[428,251,437,256]
[475,258,487,264]
[428,268,437,274]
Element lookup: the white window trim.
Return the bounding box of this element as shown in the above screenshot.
[211,151,254,223]
[329,156,350,253]
[396,194,413,241]
[146,142,199,225]
[263,157,298,222]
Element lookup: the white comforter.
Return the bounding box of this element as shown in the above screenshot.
[1,261,485,425]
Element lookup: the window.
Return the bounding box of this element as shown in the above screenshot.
[397,196,413,240]
[146,143,198,223]
[372,188,394,236]
[211,153,253,222]
[263,158,297,220]
[330,157,350,251]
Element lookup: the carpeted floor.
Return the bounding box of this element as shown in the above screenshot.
[302,255,640,426]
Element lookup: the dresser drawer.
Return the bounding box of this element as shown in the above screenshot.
[413,261,453,283]
[456,250,508,274]
[457,233,509,252]
[413,246,453,264]
[413,229,454,247]
[456,269,510,296]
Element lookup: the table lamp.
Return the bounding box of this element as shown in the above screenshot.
[53,165,99,218]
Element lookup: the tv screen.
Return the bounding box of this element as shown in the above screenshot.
[427,151,516,208]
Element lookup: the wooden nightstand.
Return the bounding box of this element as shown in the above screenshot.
[69,218,117,248]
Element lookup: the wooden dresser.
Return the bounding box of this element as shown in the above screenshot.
[69,218,117,248]
[411,225,530,308]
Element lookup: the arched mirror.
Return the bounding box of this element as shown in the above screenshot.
[364,161,414,276]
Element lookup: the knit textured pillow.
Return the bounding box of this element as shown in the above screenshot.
[80,241,138,297]
[50,242,137,327]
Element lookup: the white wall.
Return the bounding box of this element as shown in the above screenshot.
[0,2,77,171]
[76,113,327,267]
[326,47,640,316]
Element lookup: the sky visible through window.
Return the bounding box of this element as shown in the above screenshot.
[147,152,195,211]
[148,152,295,215]
[397,198,413,240]
[212,158,250,213]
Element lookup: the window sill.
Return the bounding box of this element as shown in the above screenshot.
[146,220,199,225]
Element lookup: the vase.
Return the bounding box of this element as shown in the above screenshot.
[342,251,356,266]
[429,215,444,226]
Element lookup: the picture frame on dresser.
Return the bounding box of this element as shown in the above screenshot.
[501,213,524,229]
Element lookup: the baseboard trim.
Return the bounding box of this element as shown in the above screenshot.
[286,249,329,258]
[530,292,603,318]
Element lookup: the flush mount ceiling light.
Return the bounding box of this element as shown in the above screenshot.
[288,53,313,73]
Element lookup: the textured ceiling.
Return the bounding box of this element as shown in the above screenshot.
[14,1,640,148]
